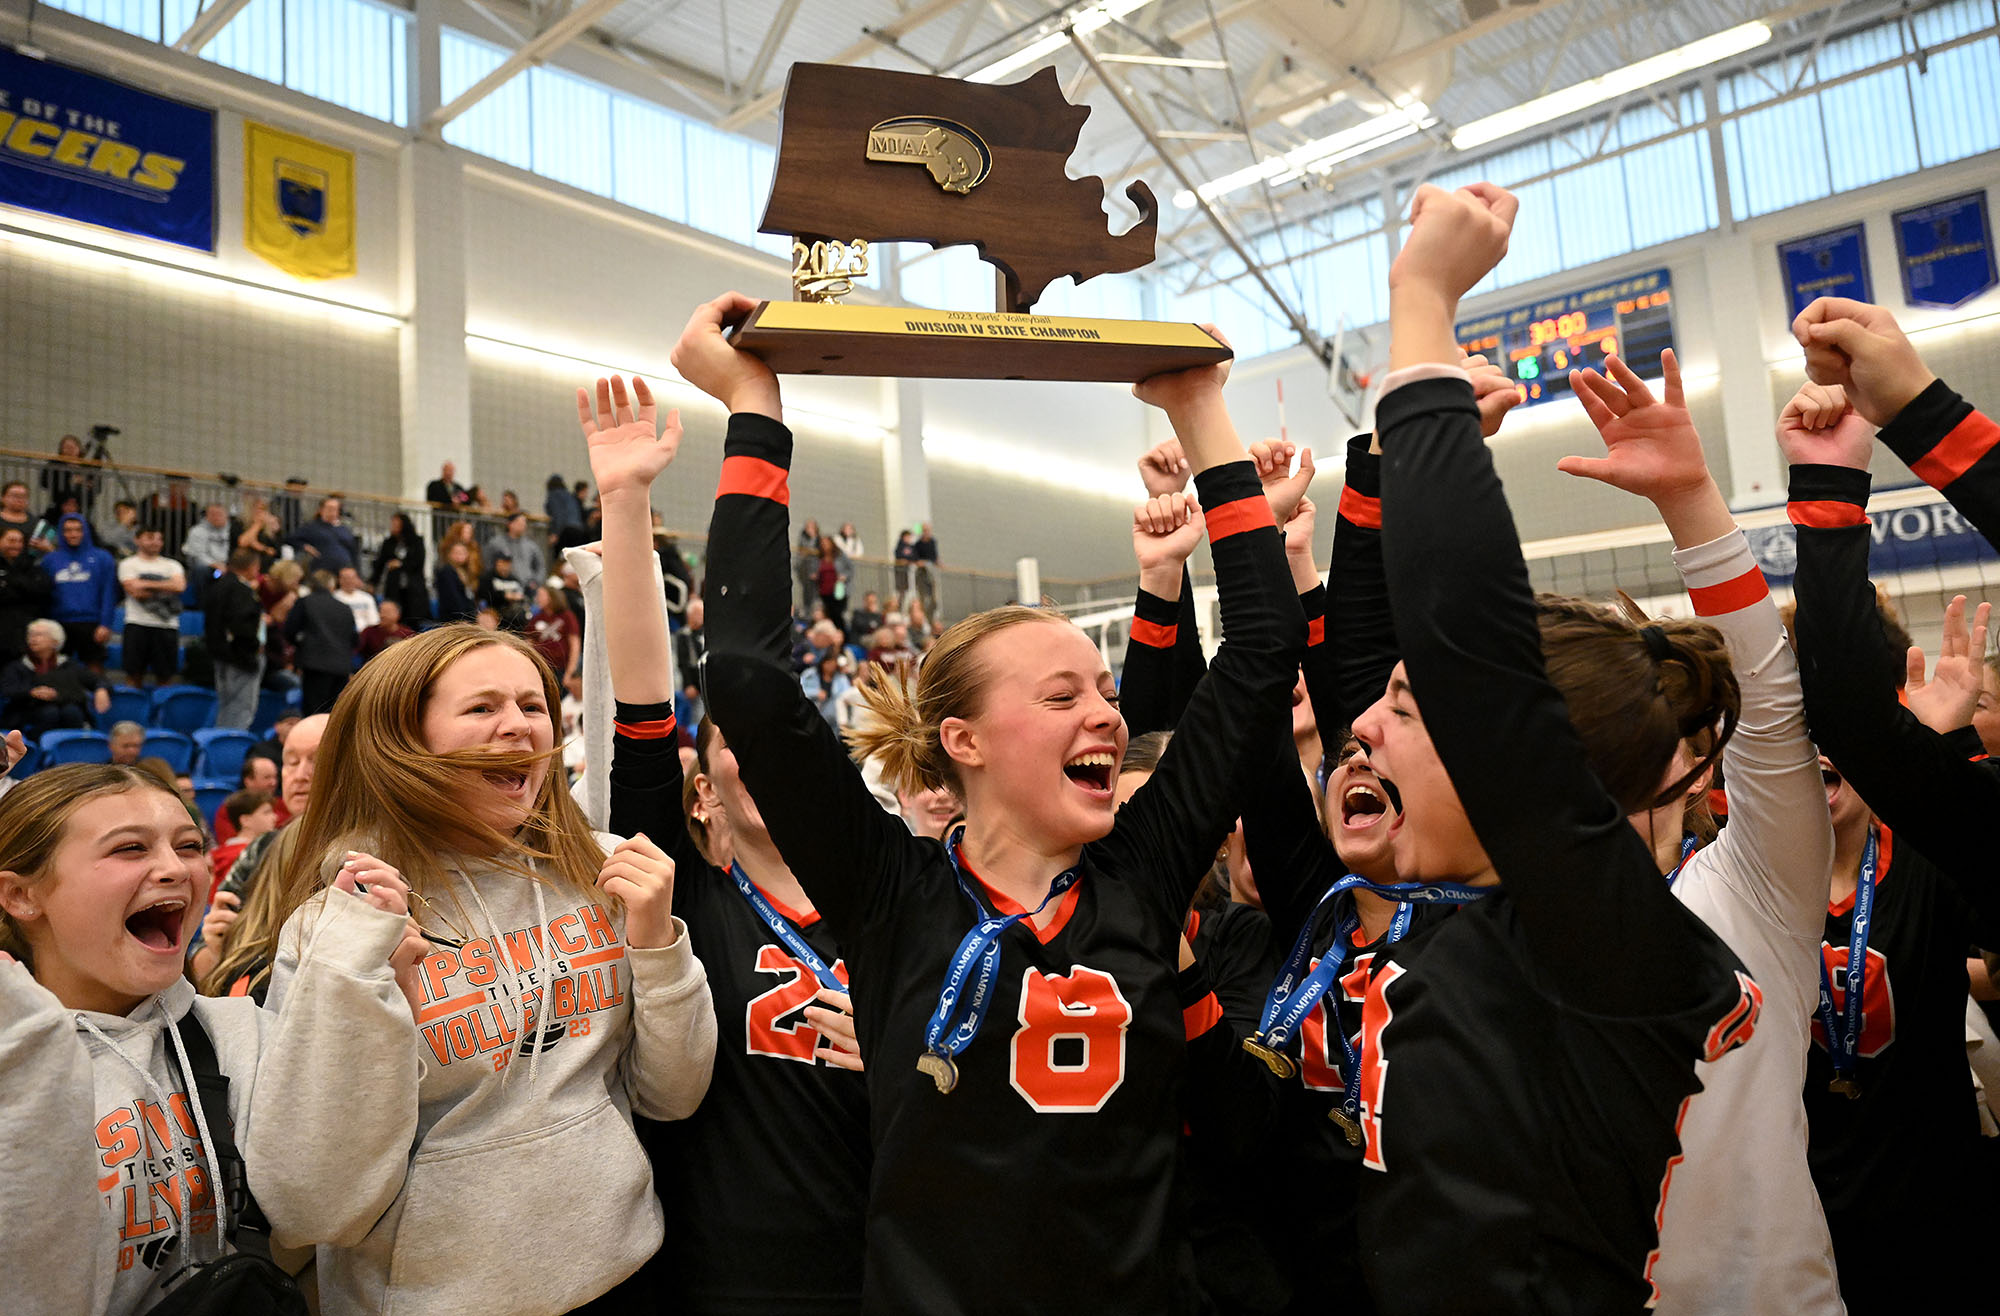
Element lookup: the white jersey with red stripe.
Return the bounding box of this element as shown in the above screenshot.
[1647,528,1845,1316]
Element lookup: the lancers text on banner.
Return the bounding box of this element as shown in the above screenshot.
[0,47,215,252]
[244,120,355,281]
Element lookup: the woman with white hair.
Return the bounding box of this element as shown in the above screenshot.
[0,620,109,736]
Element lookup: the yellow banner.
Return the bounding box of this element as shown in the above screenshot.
[752,301,1220,348]
[243,121,355,281]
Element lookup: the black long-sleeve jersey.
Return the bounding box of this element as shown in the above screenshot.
[1360,376,1760,1314]
[701,413,1304,1315]
[1877,377,2000,546]
[1324,434,1398,732]
[1122,565,1207,738]
[606,701,869,1316]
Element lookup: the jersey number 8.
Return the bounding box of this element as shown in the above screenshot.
[1009,966,1133,1113]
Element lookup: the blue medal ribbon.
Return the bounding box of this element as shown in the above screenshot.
[918,828,1081,1091]
[728,862,847,995]
[1815,830,1878,1088]
[1251,874,1486,1121]
[1664,833,1700,886]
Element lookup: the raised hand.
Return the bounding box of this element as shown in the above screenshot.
[669,292,782,420]
[1777,382,1874,471]
[803,985,864,1072]
[1792,297,1936,427]
[199,891,241,950]
[1906,593,1992,736]
[577,375,682,499]
[1248,438,1315,526]
[1465,353,1520,438]
[331,851,412,919]
[1132,323,1234,416]
[1132,492,1204,574]
[598,833,678,949]
[0,730,23,779]
[1138,438,1192,497]
[1282,494,1318,564]
[1558,350,1710,504]
[1389,183,1517,304]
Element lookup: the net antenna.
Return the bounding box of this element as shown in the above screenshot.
[1326,315,1384,431]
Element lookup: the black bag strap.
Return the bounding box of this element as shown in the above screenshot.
[169,1009,275,1244]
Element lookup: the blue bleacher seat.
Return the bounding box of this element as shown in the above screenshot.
[141,729,194,774]
[105,643,123,674]
[193,729,257,783]
[41,729,110,765]
[8,742,41,779]
[194,785,231,828]
[95,685,150,732]
[250,688,288,737]
[152,686,218,733]
[178,611,204,638]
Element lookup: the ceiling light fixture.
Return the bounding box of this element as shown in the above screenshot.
[1173,100,1432,209]
[965,0,1157,84]
[1450,20,1772,152]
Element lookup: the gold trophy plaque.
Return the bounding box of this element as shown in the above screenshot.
[728,63,1231,383]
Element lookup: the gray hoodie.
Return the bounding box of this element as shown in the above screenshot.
[0,889,416,1316]
[270,838,716,1315]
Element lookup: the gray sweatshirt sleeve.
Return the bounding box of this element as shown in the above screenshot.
[0,960,115,1316]
[244,887,421,1249]
[621,917,717,1120]
[1672,528,1833,944]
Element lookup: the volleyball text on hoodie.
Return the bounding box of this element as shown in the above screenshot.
[265,844,717,1315]
[0,887,413,1316]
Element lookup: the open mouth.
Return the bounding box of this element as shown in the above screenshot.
[1822,767,1843,809]
[484,770,530,797]
[124,898,187,953]
[1063,751,1117,798]
[1339,783,1389,832]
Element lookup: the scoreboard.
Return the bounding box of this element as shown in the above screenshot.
[1454,268,1677,408]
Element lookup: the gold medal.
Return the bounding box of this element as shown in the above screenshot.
[1241,1036,1297,1081]
[1828,1075,1861,1099]
[1328,1105,1364,1147]
[917,1051,959,1095]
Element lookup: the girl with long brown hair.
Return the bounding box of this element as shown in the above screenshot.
[672,290,1301,1314]
[0,762,417,1315]
[260,623,716,1314]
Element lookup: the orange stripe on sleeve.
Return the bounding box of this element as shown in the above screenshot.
[1129,617,1177,648]
[1306,615,1326,646]
[1910,411,2000,490]
[1183,992,1224,1040]
[1788,499,1867,529]
[615,716,678,741]
[716,454,790,505]
[1688,565,1769,617]
[1337,485,1382,529]
[1205,495,1275,542]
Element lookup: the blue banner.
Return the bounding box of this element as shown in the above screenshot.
[1894,192,1996,310]
[0,47,214,252]
[1778,223,1870,318]
[1743,499,1997,585]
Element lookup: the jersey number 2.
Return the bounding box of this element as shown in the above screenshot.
[746,945,848,1063]
[1009,966,1132,1113]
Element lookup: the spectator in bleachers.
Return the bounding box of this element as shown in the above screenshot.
[814,535,848,632]
[0,526,52,663]
[834,520,864,559]
[287,495,359,573]
[466,484,495,515]
[237,496,281,571]
[145,473,198,553]
[499,490,522,517]
[258,558,303,677]
[98,499,138,558]
[527,584,580,694]
[440,520,483,577]
[358,598,414,661]
[213,752,285,843]
[207,787,278,895]
[433,538,478,624]
[479,552,528,628]
[546,472,584,538]
[849,590,883,647]
[273,475,309,536]
[912,521,939,616]
[484,511,546,585]
[794,517,823,611]
[106,720,143,766]
[40,433,97,518]
[893,528,916,605]
[285,568,356,715]
[206,547,267,731]
[0,482,34,541]
[801,652,853,728]
[247,722,291,778]
[371,511,428,624]
[674,595,706,684]
[44,514,117,670]
[117,526,184,687]
[332,565,380,631]
[181,501,233,581]
[0,619,108,735]
[426,460,469,509]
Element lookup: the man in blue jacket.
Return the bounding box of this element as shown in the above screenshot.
[287,495,360,573]
[43,513,118,668]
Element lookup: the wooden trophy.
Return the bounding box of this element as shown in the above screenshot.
[728,63,1231,383]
